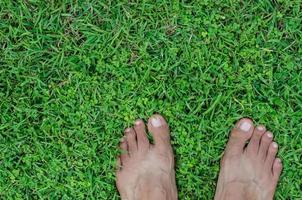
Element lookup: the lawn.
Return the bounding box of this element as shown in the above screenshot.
[0,0,301,199]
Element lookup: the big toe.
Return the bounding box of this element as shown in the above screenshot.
[147,114,171,150]
[225,118,254,156]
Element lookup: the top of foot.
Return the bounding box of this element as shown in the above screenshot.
[116,114,178,200]
[215,118,282,200]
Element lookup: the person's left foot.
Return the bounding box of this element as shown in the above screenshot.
[214,118,282,200]
[116,114,178,200]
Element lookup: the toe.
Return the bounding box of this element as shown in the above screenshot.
[134,119,149,150]
[116,157,122,172]
[225,118,254,156]
[272,158,282,182]
[265,142,278,169]
[247,125,266,155]
[147,114,171,150]
[125,128,137,155]
[120,138,129,163]
[258,131,273,160]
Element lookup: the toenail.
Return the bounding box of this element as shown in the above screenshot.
[267,132,273,138]
[135,120,142,126]
[257,125,265,131]
[239,121,252,132]
[276,158,282,163]
[151,116,162,127]
[120,137,125,142]
[272,142,278,148]
[125,128,131,133]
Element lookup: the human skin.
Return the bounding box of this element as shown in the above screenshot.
[116,115,282,200]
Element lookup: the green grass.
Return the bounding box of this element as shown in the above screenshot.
[0,0,302,199]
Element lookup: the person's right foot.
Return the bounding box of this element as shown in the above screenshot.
[116,114,178,200]
[214,118,283,200]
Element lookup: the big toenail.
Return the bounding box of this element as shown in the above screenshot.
[151,116,162,127]
[239,121,252,132]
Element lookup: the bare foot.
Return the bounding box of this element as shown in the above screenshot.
[215,118,283,200]
[116,114,178,200]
